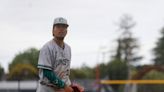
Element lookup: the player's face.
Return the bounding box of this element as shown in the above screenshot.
[53,24,68,39]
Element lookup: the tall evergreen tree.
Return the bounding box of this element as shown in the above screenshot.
[115,14,142,64]
[108,15,142,92]
[153,27,164,65]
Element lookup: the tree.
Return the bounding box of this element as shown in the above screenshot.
[9,48,39,71]
[99,63,109,78]
[70,64,94,79]
[115,14,142,64]
[0,65,4,80]
[107,59,128,92]
[138,70,164,92]
[153,27,164,65]
[7,64,38,80]
[108,59,128,80]
[107,14,142,92]
[114,15,142,81]
[8,48,39,80]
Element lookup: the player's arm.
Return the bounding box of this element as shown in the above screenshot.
[42,69,73,92]
[42,69,65,88]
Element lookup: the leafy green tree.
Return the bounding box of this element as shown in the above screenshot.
[142,70,164,79]
[97,63,108,78]
[138,70,164,92]
[107,59,128,80]
[107,59,128,92]
[8,64,38,80]
[9,48,39,71]
[70,64,94,79]
[8,48,39,80]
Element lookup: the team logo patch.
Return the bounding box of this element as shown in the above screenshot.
[59,18,64,22]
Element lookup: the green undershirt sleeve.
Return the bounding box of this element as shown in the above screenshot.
[43,69,65,88]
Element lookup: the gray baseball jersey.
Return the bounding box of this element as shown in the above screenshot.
[36,39,71,92]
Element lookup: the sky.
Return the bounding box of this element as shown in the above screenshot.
[0,0,164,72]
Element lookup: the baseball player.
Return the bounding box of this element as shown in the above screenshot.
[36,17,73,92]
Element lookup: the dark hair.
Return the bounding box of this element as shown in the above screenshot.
[53,24,68,29]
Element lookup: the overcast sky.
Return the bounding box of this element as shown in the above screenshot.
[0,0,164,72]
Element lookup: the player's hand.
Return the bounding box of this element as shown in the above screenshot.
[64,85,73,92]
[71,83,84,92]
